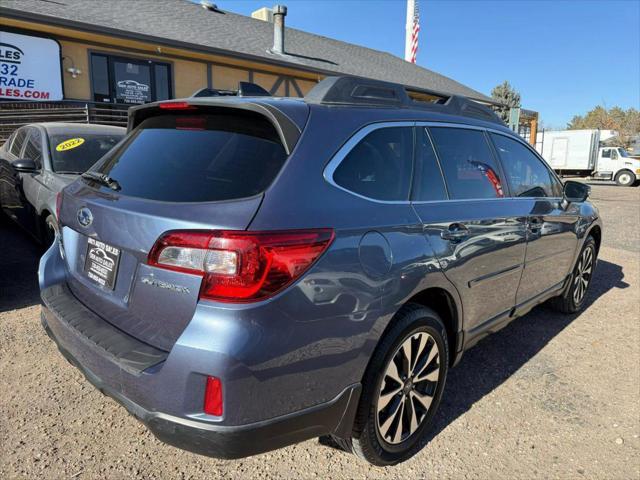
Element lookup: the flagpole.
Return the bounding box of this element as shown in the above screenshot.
[404,0,415,62]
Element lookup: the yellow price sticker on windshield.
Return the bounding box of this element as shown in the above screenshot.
[56,138,85,152]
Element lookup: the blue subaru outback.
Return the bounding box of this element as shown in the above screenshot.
[39,76,601,465]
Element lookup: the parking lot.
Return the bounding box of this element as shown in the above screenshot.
[0,183,638,479]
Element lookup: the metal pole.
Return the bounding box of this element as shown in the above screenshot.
[272,5,287,54]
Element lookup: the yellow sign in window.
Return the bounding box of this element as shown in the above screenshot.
[56,138,85,152]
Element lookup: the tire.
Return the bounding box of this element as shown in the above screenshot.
[42,214,58,246]
[351,304,449,466]
[551,236,597,314]
[615,170,635,187]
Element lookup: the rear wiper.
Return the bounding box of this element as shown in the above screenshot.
[81,171,121,191]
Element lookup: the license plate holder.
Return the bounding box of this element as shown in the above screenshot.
[84,237,121,290]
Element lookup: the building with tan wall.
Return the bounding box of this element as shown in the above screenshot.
[0,0,498,103]
[1,0,542,144]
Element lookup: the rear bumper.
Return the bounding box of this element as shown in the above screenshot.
[38,234,369,457]
[39,236,364,458]
[41,310,360,458]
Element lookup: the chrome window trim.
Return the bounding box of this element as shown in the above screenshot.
[323,120,563,205]
[322,121,416,205]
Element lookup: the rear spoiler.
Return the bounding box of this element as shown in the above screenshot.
[191,82,271,98]
[126,98,303,155]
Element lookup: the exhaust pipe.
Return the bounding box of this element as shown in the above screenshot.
[272,5,287,54]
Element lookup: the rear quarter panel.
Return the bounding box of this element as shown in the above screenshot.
[239,107,463,418]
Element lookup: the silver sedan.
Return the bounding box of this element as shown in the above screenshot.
[0,122,125,244]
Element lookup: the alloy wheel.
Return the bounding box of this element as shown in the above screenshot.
[376,331,440,445]
[573,245,594,304]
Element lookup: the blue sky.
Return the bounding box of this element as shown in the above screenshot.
[215,0,639,127]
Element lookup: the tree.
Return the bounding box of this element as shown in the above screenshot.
[491,81,521,123]
[568,106,640,147]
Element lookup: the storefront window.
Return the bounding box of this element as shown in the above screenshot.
[91,55,110,102]
[154,64,171,102]
[90,53,171,104]
[114,61,152,104]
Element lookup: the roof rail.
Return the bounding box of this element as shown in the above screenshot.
[304,76,503,125]
[191,81,271,98]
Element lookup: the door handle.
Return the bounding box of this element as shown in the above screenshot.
[441,223,469,242]
[528,217,543,234]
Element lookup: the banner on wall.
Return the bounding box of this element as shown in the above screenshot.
[0,30,63,101]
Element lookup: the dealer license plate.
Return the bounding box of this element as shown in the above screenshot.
[84,237,121,290]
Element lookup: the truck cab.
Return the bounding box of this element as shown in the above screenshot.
[538,129,639,187]
[597,146,640,186]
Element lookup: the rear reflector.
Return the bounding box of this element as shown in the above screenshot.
[203,376,223,416]
[148,229,334,303]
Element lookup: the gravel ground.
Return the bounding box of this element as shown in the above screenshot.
[1,184,639,479]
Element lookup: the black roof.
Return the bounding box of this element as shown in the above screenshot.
[1,0,494,103]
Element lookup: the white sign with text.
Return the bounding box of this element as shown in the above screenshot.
[0,31,63,101]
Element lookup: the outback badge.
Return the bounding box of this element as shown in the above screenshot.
[141,276,190,294]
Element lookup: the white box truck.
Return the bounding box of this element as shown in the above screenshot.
[536,129,640,186]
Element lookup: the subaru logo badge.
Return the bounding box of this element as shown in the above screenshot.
[77,207,93,227]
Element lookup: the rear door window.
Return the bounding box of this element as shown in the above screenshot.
[490,133,560,197]
[93,112,288,202]
[428,127,505,199]
[333,126,413,201]
[412,128,448,201]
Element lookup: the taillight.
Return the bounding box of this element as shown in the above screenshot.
[148,229,334,303]
[55,192,63,222]
[158,101,195,110]
[203,376,223,416]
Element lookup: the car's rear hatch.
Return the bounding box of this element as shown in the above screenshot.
[57,100,307,351]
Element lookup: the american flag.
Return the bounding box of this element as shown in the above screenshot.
[405,0,420,63]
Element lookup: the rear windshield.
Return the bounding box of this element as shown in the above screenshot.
[49,133,124,173]
[91,112,288,202]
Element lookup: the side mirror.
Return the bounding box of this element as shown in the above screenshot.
[11,158,38,173]
[562,180,590,208]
